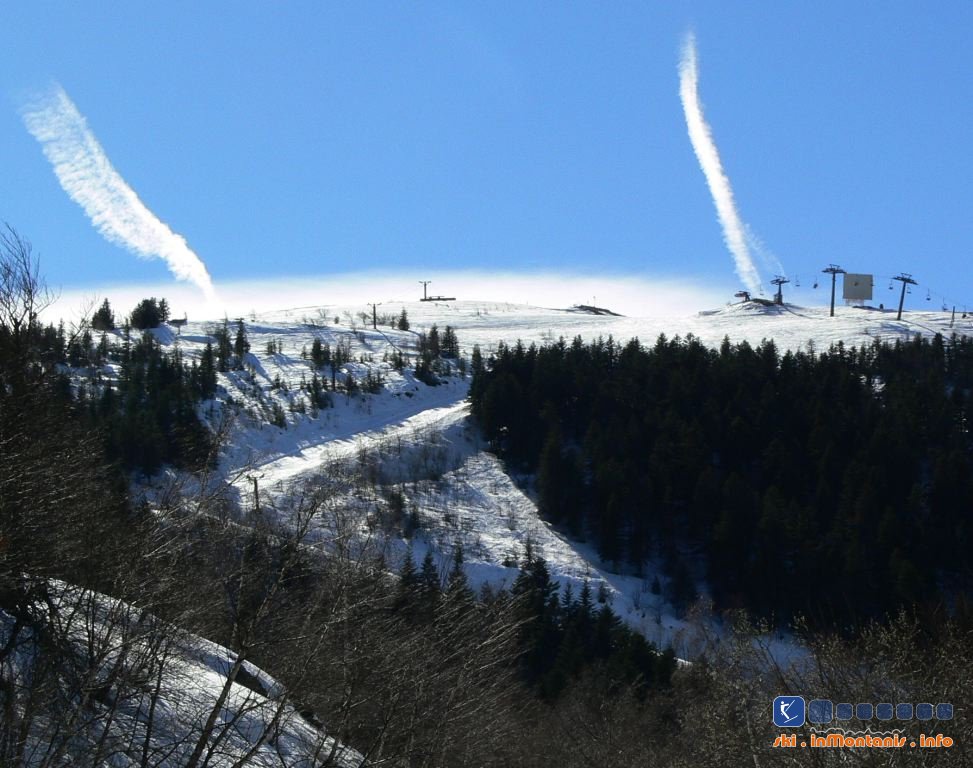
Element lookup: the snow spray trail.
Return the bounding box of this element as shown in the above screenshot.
[21,84,217,302]
[679,32,767,295]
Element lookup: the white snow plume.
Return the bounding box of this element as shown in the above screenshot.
[21,84,217,302]
[679,33,763,295]
[43,270,729,325]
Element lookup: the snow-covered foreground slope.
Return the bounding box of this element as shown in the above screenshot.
[144,299,970,656]
[0,582,363,767]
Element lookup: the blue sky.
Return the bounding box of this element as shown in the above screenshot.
[3,2,973,317]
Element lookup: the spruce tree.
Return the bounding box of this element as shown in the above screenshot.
[214,320,232,372]
[234,319,250,363]
[396,545,420,611]
[91,298,115,331]
[311,338,330,368]
[198,342,217,398]
[446,543,473,604]
[420,551,440,601]
[441,326,458,358]
[130,298,162,330]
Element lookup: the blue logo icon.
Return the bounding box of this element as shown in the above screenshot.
[773,698,951,727]
[774,696,806,727]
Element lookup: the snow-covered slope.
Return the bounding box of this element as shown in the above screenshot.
[140,299,970,656]
[0,582,363,767]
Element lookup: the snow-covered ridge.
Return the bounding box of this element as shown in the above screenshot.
[134,299,969,656]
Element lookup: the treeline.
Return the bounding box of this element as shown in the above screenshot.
[470,332,973,626]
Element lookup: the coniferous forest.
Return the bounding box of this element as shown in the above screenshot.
[471,332,973,627]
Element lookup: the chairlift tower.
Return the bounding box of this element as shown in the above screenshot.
[892,273,917,321]
[419,281,432,301]
[770,275,790,305]
[821,264,846,317]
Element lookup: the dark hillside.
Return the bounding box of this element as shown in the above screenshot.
[471,332,973,626]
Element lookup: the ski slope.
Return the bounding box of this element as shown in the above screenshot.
[142,298,970,656]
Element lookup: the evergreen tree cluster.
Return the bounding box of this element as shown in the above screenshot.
[306,335,356,392]
[301,323,459,390]
[210,318,250,372]
[414,324,459,385]
[396,543,676,701]
[310,337,331,368]
[129,297,169,329]
[509,545,676,699]
[27,309,216,474]
[471,332,973,626]
[84,330,215,474]
[303,371,332,410]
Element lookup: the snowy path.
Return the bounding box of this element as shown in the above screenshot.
[244,396,470,493]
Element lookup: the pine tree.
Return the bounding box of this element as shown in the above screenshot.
[441,325,459,358]
[396,545,420,609]
[397,308,410,331]
[309,373,330,410]
[198,342,217,398]
[537,421,567,524]
[446,543,473,604]
[420,551,440,602]
[234,319,250,362]
[214,320,232,372]
[96,332,110,361]
[91,298,115,331]
[310,338,330,368]
[130,297,163,330]
[512,553,562,687]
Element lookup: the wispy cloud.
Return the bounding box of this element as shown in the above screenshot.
[21,84,217,302]
[679,32,767,295]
